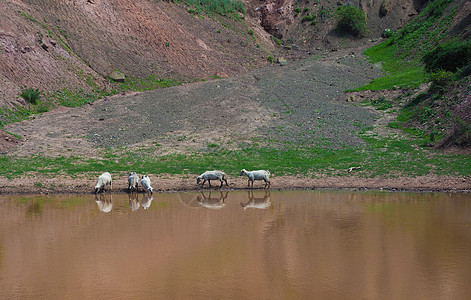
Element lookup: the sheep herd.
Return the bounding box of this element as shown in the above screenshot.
[94,169,271,194]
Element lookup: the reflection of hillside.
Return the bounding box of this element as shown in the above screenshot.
[0,192,471,298]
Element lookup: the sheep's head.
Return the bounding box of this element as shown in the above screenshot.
[239,169,247,176]
[94,185,102,194]
[196,176,202,185]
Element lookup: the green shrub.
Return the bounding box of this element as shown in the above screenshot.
[382,28,394,38]
[422,40,471,73]
[370,96,393,110]
[270,36,282,45]
[266,55,274,63]
[301,15,316,23]
[336,6,368,37]
[429,70,454,93]
[20,87,41,104]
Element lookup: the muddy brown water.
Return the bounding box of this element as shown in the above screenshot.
[1,190,470,299]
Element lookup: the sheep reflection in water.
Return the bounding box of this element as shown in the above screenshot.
[241,190,271,210]
[141,194,154,210]
[197,191,229,210]
[128,192,140,211]
[95,193,113,213]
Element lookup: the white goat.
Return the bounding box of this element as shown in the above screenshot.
[140,175,154,194]
[240,169,271,188]
[196,170,228,188]
[94,172,112,194]
[128,172,139,192]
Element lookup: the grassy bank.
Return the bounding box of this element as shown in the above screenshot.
[1,133,469,179]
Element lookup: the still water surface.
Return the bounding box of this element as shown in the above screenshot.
[1,190,470,299]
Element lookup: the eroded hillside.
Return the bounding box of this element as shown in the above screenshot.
[1,0,428,108]
[0,0,270,107]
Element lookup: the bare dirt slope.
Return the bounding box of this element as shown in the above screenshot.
[4,46,380,157]
[1,0,429,109]
[0,0,270,107]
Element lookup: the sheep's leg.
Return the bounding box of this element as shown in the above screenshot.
[224,178,228,186]
[201,179,206,187]
[247,179,251,187]
[110,180,113,191]
[208,180,212,187]
[219,179,223,188]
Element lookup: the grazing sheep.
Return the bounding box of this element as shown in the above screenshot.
[128,172,139,192]
[140,175,154,194]
[94,172,112,194]
[240,169,271,188]
[196,170,228,188]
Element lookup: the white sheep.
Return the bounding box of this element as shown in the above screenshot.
[196,170,228,188]
[140,175,154,194]
[94,172,112,194]
[128,172,139,192]
[240,169,271,188]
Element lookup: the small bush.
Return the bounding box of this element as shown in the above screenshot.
[271,36,282,45]
[371,96,393,110]
[429,70,454,93]
[336,6,368,37]
[422,40,471,73]
[301,15,316,23]
[266,55,274,63]
[20,87,41,104]
[382,28,394,38]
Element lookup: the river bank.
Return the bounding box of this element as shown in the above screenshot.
[1,174,469,195]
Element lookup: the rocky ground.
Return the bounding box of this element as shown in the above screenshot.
[4,46,381,157]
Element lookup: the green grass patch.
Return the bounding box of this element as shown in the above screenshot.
[51,89,99,107]
[175,0,246,20]
[354,42,428,91]
[356,0,458,91]
[114,75,181,92]
[1,134,469,179]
